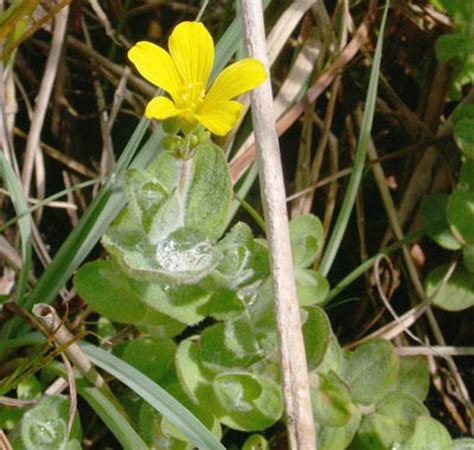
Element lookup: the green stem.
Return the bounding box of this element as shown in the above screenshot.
[233,192,266,234]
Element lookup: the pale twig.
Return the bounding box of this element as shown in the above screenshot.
[21,5,70,195]
[62,172,79,226]
[44,377,68,396]
[0,430,12,450]
[0,396,36,407]
[395,347,474,357]
[88,0,130,47]
[0,63,19,176]
[81,19,115,182]
[107,67,131,133]
[32,304,112,396]
[239,1,316,449]
[0,187,77,210]
[266,0,315,64]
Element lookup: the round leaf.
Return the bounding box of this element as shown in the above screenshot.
[459,159,474,192]
[420,193,461,250]
[213,372,283,431]
[121,336,176,384]
[141,282,210,326]
[394,356,430,402]
[310,371,352,427]
[74,260,147,324]
[175,339,218,406]
[302,306,331,370]
[463,244,474,274]
[447,190,474,243]
[289,214,324,267]
[454,117,474,158]
[344,338,399,405]
[199,322,260,369]
[400,416,452,450]
[426,264,474,311]
[242,434,270,450]
[296,267,329,306]
[354,392,428,449]
[317,403,361,450]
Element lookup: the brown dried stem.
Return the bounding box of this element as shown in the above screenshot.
[239,1,316,448]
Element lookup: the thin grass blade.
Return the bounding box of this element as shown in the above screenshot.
[0,152,32,305]
[81,343,225,450]
[319,0,390,276]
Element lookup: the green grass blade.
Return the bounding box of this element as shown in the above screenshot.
[319,0,390,276]
[81,343,225,450]
[49,361,148,450]
[78,381,148,450]
[0,152,31,305]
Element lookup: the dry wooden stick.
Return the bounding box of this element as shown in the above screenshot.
[239,1,316,449]
[395,347,474,356]
[21,5,70,195]
[0,429,12,450]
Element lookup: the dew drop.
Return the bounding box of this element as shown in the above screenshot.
[156,228,215,273]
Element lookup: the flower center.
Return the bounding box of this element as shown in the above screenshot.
[178,81,205,112]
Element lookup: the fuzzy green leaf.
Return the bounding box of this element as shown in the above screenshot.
[175,339,218,406]
[344,338,399,405]
[394,356,430,402]
[296,267,330,306]
[289,214,324,267]
[317,403,361,450]
[147,143,232,241]
[353,392,428,450]
[74,260,147,324]
[400,416,452,450]
[121,336,176,384]
[213,372,283,431]
[310,371,352,427]
[302,306,331,370]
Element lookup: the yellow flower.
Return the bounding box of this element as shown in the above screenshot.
[128,21,266,136]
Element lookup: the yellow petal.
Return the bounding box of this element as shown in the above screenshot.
[128,41,182,101]
[195,100,243,136]
[168,22,214,87]
[145,96,180,120]
[204,58,266,105]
